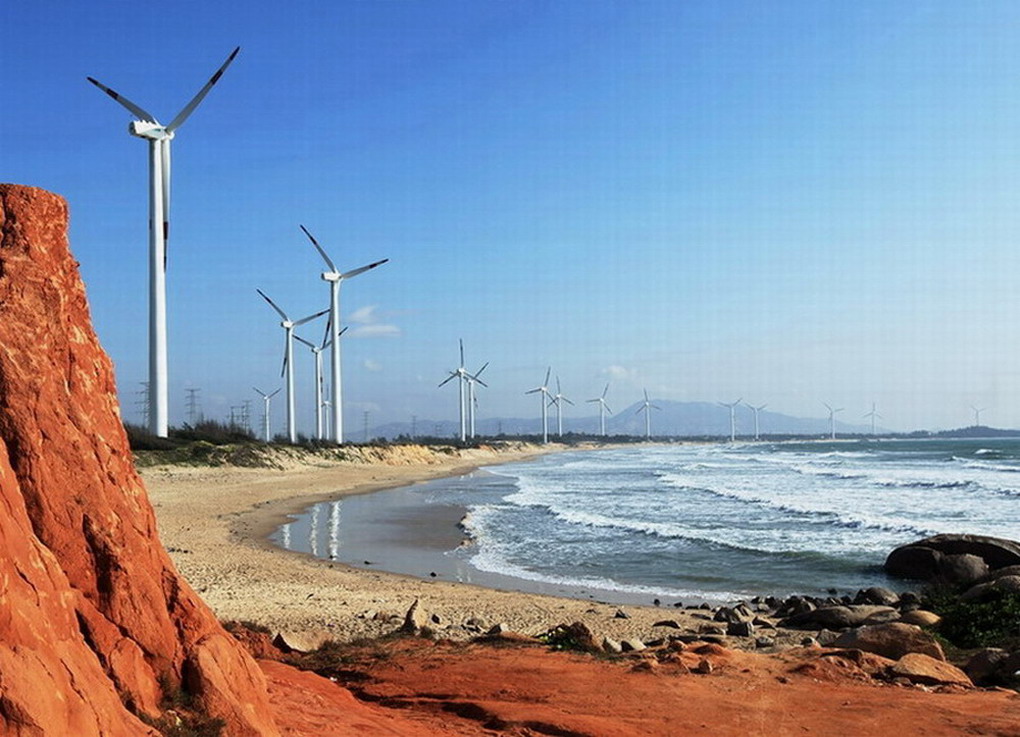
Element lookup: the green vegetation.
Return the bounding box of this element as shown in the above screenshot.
[924,587,1020,650]
[134,674,225,737]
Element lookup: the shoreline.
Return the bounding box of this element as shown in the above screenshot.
[145,441,756,648]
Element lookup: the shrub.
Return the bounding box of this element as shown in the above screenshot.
[925,588,1020,649]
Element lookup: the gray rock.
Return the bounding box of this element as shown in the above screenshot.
[486,622,510,635]
[886,534,1020,582]
[939,553,990,585]
[755,636,775,649]
[964,648,1009,684]
[653,619,682,629]
[402,599,428,633]
[832,623,945,661]
[602,637,623,654]
[816,629,840,646]
[973,564,1020,586]
[620,638,646,652]
[781,605,899,630]
[961,575,1020,602]
[614,608,631,619]
[856,587,900,606]
[726,621,754,637]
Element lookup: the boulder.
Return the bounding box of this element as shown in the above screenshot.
[0,186,279,735]
[780,605,899,630]
[832,623,945,661]
[961,575,1020,602]
[855,587,900,606]
[973,564,1020,586]
[898,610,941,627]
[964,648,1009,684]
[890,654,972,687]
[402,599,429,632]
[886,535,1020,582]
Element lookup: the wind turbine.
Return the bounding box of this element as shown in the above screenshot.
[719,398,743,442]
[252,387,281,442]
[971,405,986,427]
[548,377,574,437]
[636,389,661,439]
[587,384,613,436]
[466,362,489,438]
[439,340,472,442]
[823,403,843,440]
[863,403,882,436]
[295,323,346,440]
[88,47,240,437]
[745,402,766,441]
[257,289,327,443]
[300,225,388,445]
[525,368,554,444]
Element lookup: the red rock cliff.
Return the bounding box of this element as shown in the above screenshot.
[0,184,279,736]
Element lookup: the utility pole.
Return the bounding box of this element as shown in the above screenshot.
[185,387,201,426]
[242,400,252,434]
[411,414,417,438]
[136,382,150,428]
[363,411,370,443]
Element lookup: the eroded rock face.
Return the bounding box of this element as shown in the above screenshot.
[0,185,278,735]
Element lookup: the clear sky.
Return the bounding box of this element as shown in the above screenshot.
[4,0,1020,434]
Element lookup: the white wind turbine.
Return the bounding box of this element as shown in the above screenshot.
[439,340,473,442]
[88,47,240,438]
[971,405,986,427]
[295,323,347,440]
[300,225,388,445]
[587,384,613,436]
[636,389,661,439]
[548,377,574,437]
[257,289,328,443]
[823,402,843,440]
[526,368,554,444]
[466,362,489,439]
[863,403,882,436]
[252,387,281,442]
[745,402,766,441]
[719,398,743,442]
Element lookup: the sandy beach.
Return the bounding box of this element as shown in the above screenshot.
[143,442,785,649]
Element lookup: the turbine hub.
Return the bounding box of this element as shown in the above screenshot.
[129,120,172,140]
[321,272,342,283]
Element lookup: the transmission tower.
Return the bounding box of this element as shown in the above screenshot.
[185,387,202,426]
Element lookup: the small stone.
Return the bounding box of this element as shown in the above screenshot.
[402,599,428,633]
[614,609,631,619]
[755,636,775,649]
[430,613,443,625]
[621,639,647,652]
[653,619,681,629]
[486,623,510,635]
[726,621,754,637]
[693,658,713,674]
[602,637,623,654]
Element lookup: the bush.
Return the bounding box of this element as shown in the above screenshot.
[124,423,178,451]
[925,588,1020,649]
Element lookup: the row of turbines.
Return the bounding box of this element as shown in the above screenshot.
[88,46,391,443]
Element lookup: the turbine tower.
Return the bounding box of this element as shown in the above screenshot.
[586,384,613,436]
[300,225,388,445]
[252,387,280,442]
[257,289,327,443]
[548,377,574,437]
[466,362,489,438]
[295,323,345,440]
[525,368,554,444]
[745,402,766,441]
[439,340,472,442]
[88,48,240,437]
[719,398,743,442]
[636,389,661,439]
[971,405,986,427]
[863,403,882,436]
[823,402,844,440]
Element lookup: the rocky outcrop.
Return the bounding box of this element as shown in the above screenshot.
[831,623,945,661]
[886,535,1020,584]
[0,185,278,735]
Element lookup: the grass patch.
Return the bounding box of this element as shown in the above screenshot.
[924,587,1020,650]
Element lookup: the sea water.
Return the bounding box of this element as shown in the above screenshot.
[273,439,1020,604]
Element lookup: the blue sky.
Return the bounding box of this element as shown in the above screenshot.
[4,1,1020,433]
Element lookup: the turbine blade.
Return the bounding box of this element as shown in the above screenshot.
[86,76,157,122]
[605,404,613,415]
[166,46,241,132]
[299,224,339,272]
[474,378,489,388]
[475,362,488,378]
[294,335,314,349]
[341,258,388,280]
[644,389,649,401]
[438,372,458,388]
[563,397,574,406]
[556,377,562,394]
[586,398,598,404]
[544,367,551,386]
[602,383,609,398]
[253,386,265,398]
[269,389,281,398]
[338,326,349,336]
[636,405,646,415]
[320,312,332,348]
[459,339,464,368]
[652,404,662,410]
[294,308,329,327]
[525,388,541,395]
[257,289,289,321]
[280,352,288,378]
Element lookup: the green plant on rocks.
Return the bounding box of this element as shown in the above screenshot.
[925,588,1020,649]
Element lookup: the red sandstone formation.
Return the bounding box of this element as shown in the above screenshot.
[0,184,278,736]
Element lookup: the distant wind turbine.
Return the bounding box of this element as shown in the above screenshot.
[971,405,986,427]
[719,398,743,442]
[587,384,613,436]
[745,402,766,441]
[548,377,574,437]
[295,322,346,440]
[863,403,881,436]
[300,225,388,444]
[88,47,241,437]
[466,362,489,438]
[525,368,554,444]
[823,402,844,440]
[257,289,328,443]
[439,340,473,442]
[252,387,280,442]
[636,389,661,439]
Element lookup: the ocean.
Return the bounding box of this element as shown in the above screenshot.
[273,438,1020,605]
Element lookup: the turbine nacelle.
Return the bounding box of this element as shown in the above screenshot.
[128,121,172,140]
[321,271,342,283]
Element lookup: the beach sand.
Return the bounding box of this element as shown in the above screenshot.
[143,442,780,649]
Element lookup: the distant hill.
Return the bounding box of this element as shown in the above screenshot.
[934,425,1020,439]
[371,400,879,440]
